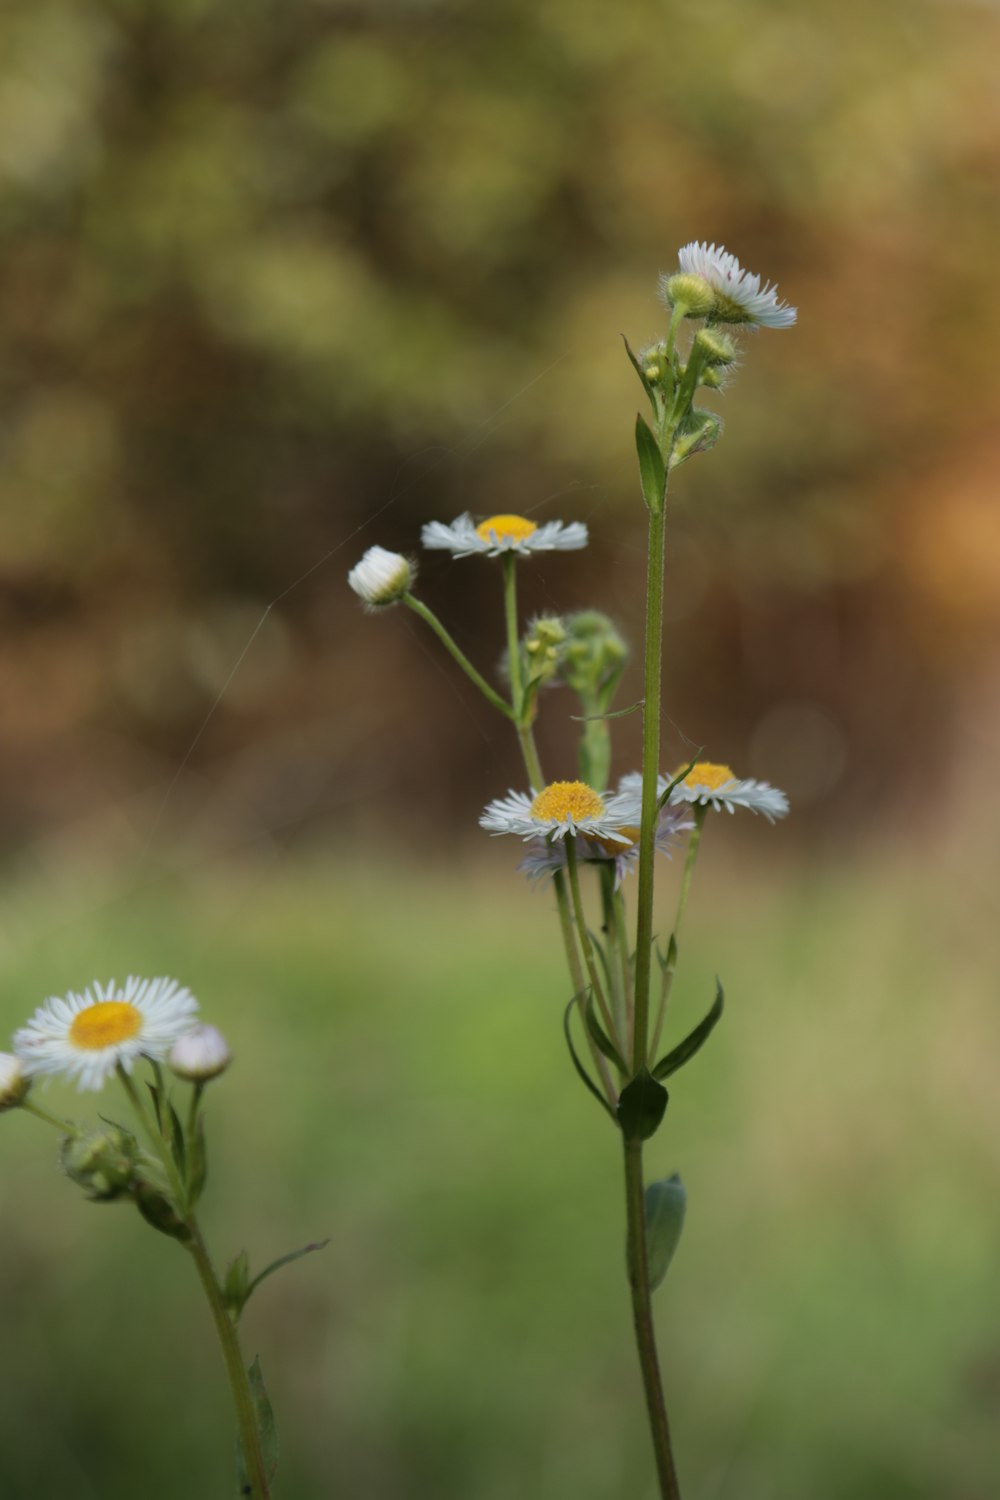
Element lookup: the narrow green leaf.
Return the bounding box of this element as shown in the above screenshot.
[635,414,666,513]
[616,1068,668,1141]
[584,992,628,1074]
[223,1250,251,1319]
[562,996,616,1121]
[570,698,644,723]
[243,1239,331,1306]
[656,750,704,812]
[145,1080,163,1131]
[656,933,678,977]
[168,1103,187,1178]
[652,978,725,1081]
[187,1113,208,1208]
[645,1174,687,1290]
[622,334,655,407]
[235,1356,279,1492]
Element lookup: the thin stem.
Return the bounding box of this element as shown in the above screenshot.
[632,499,668,1074]
[403,593,514,720]
[648,806,706,1065]
[565,840,621,1056]
[21,1098,76,1132]
[188,1218,272,1500]
[599,865,625,1044]
[502,554,524,719]
[612,885,634,1062]
[624,1138,682,1499]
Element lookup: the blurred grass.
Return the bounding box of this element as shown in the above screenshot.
[0,842,998,1500]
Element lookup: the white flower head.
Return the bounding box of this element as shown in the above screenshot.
[675,242,797,329]
[421,512,588,559]
[518,799,694,889]
[480,780,636,844]
[0,1052,30,1111]
[14,976,200,1092]
[347,546,414,607]
[630,762,789,822]
[169,1023,231,1082]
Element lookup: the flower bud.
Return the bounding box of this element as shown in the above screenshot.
[522,614,568,688]
[669,410,723,469]
[658,272,716,319]
[0,1053,30,1112]
[693,328,737,367]
[559,612,629,697]
[61,1126,138,1201]
[347,546,414,608]
[169,1024,231,1082]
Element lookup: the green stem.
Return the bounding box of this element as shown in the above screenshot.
[502,554,524,720]
[188,1218,272,1500]
[117,1063,187,1206]
[403,593,514,720]
[624,1138,682,1499]
[565,840,621,1056]
[599,865,625,1044]
[21,1098,76,1132]
[648,806,706,1064]
[612,885,634,1062]
[632,499,668,1073]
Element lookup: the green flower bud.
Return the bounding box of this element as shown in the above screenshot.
[700,366,723,389]
[61,1126,138,1201]
[692,328,737,367]
[559,612,629,697]
[669,410,723,469]
[658,272,715,319]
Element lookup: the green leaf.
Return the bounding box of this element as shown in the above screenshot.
[562,996,616,1121]
[133,1180,190,1243]
[145,1080,163,1131]
[655,750,703,812]
[242,1239,331,1308]
[569,698,644,723]
[584,993,627,1074]
[645,1174,687,1290]
[656,933,678,978]
[235,1355,279,1493]
[622,334,655,407]
[635,414,666,513]
[168,1103,187,1178]
[652,978,725,1081]
[616,1068,668,1141]
[187,1113,208,1208]
[223,1250,251,1318]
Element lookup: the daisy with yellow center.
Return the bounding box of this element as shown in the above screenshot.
[480,779,636,843]
[619,763,789,822]
[518,801,694,888]
[421,511,588,559]
[13,976,199,1091]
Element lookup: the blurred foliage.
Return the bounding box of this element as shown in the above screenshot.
[1,0,999,851]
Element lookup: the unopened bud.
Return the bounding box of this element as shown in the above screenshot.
[693,328,737,367]
[169,1024,231,1082]
[61,1126,138,1201]
[347,547,414,608]
[0,1053,30,1112]
[559,612,629,696]
[658,272,715,319]
[669,410,723,469]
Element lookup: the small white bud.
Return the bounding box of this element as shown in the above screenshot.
[347,546,414,607]
[169,1024,231,1082]
[0,1052,30,1111]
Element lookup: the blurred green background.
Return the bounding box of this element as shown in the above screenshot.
[1,0,999,1495]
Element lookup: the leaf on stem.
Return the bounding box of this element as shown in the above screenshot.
[584,992,628,1074]
[243,1239,332,1308]
[616,1067,668,1141]
[645,1174,687,1290]
[168,1103,187,1178]
[652,979,725,1081]
[562,995,616,1121]
[635,414,666,513]
[235,1355,279,1491]
[622,335,656,407]
[569,699,644,723]
[655,750,703,813]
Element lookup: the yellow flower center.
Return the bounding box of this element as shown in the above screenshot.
[69,1000,142,1051]
[680,761,735,792]
[530,781,605,823]
[475,514,537,544]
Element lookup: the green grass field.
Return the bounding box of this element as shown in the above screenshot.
[0,839,997,1499]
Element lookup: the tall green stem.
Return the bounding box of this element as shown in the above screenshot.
[624,1139,681,1500]
[632,499,667,1073]
[502,554,524,720]
[648,806,706,1063]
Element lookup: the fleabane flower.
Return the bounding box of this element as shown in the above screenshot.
[518,801,694,889]
[169,1023,231,1082]
[14,976,199,1091]
[0,1053,30,1111]
[670,242,797,329]
[619,763,789,822]
[421,512,588,559]
[347,546,414,607]
[480,780,635,844]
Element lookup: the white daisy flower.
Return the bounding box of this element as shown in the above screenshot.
[421,512,588,559]
[480,780,636,844]
[618,762,789,822]
[675,242,797,329]
[169,1023,231,1082]
[518,802,694,889]
[14,976,200,1092]
[0,1052,30,1111]
[347,545,414,607]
